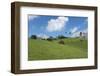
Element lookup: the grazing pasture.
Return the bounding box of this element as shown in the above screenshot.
[28,38,88,61]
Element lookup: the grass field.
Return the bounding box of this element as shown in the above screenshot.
[28,38,88,61]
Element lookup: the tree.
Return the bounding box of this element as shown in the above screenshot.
[47,36,53,41]
[80,32,82,37]
[31,35,37,39]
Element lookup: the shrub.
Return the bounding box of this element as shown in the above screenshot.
[30,35,37,39]
[58,35,66,39]
[47,38,52,41]
[47,36,53,41]
[58,40,65,45]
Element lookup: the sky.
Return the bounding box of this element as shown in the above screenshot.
[28,15,88,38]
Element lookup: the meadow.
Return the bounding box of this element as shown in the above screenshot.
[28,38,88,61]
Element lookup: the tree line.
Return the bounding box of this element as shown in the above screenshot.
[30,35,68,40]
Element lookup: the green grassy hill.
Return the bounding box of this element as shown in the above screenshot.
[28,38,88,61]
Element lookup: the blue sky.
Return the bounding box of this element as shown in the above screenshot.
[28,15,88,38]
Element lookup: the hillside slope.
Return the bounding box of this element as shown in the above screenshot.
[28,38,88,60]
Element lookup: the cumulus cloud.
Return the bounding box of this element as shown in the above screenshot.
[37,34,49,39]
[46,16,69,32]
[70,27,78,34]
[28,15,39,20]
[71,31,80,38]
[71,28,88,38]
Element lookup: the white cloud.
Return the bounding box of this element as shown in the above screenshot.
[28,15,39,20]
[70,27,78,34]
[46,16,69,32]
[37,34,49,39]
[71,31,80,38]
[71,28,88,38]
